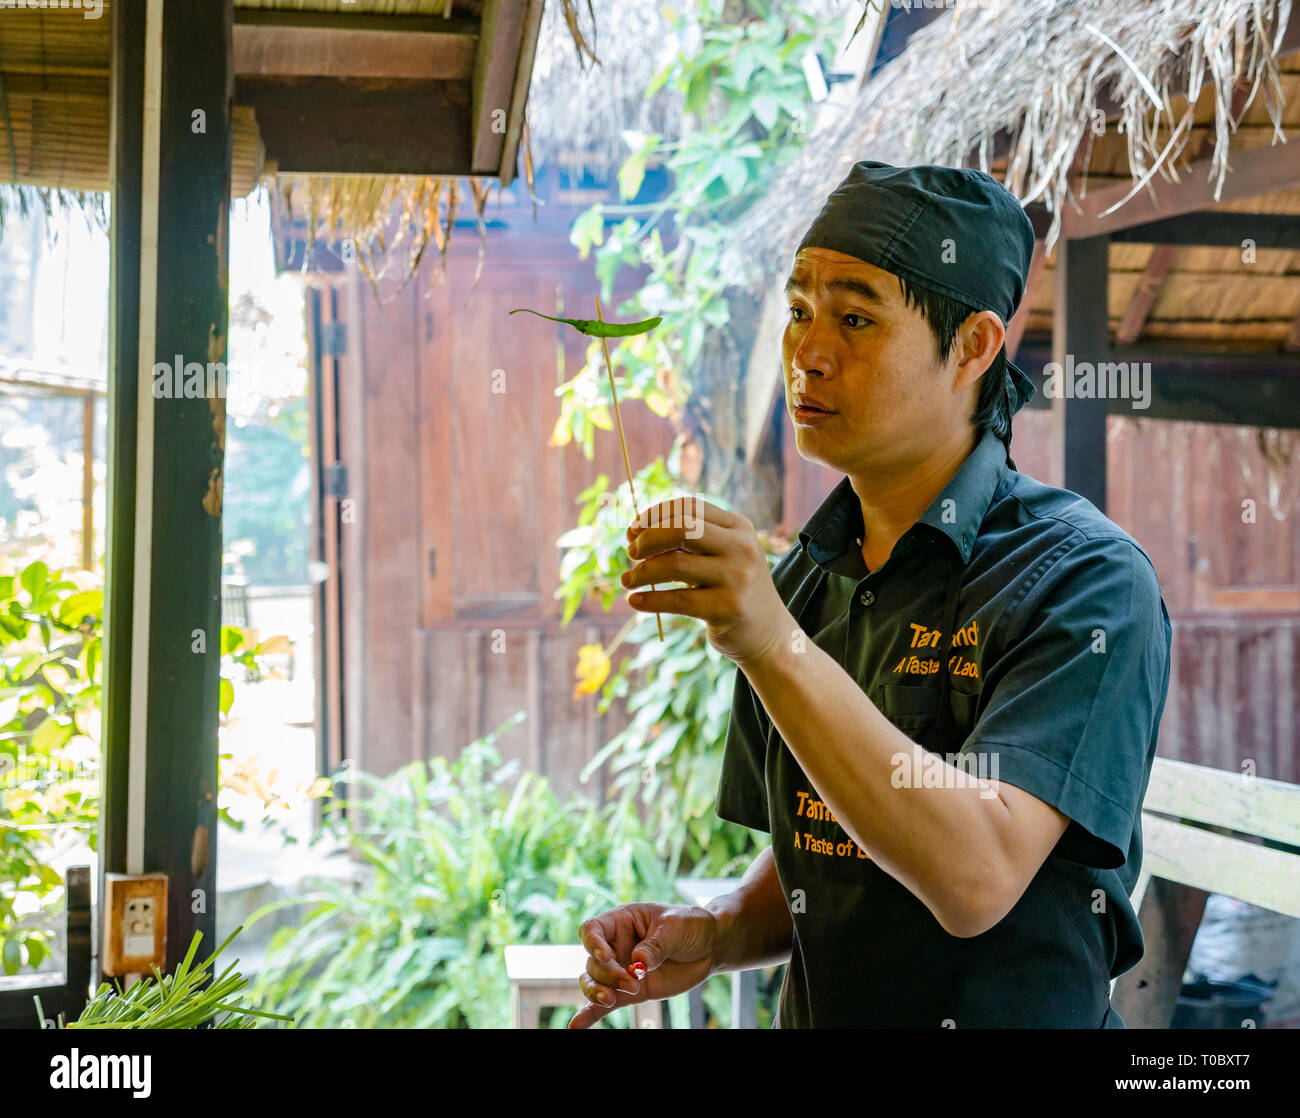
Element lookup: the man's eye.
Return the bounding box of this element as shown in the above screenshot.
[788,306,871,327]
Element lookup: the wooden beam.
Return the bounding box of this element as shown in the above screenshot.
[81,393,95,570]
[496,0,544,188]
[1108,210,1300,249]
[1051,235,1110,509]
[1282,304,1300,353]
[1028,206,1300,249]
[1116,244,1177,346]
[101,0,230,979]
[232,12,478,81]
[470,0,542,181]
[236,77,472,175]
[233,9,478,34]
[100,0,146,980]
[1062,141,1300,238]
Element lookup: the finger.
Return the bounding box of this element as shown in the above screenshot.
[627,585,722,620]
[578,970,630,1017]
[623,551,720,592]
[586,949,639,992]
[629,934,666,973]
[632,497,740,536]
[577,918,616,967]
[568,1000,616,1029]
[628,518,731,560]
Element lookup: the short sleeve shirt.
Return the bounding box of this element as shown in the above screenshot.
[715,427,1173,1028]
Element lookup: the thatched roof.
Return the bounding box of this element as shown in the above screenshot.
[524,0,850,183]
[275,0,855,285]
[0,0,593,239]
[721,0,1297,288]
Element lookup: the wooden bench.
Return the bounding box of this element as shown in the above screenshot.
[504,944,662,1028]
[506,878,764,1030]
[1112,757,1300,1027]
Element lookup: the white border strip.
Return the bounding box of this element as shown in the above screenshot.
[126,0,164,876]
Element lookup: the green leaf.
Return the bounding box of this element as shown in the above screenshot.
[617,150,648,203]
[30,714,72,755]
[218,677,234,716]
[19,561,49,599]
[569,204,605,259]
[58,591,102,627]
[752,93,779,130]
[508,308,662,338]
[732,50,757,91]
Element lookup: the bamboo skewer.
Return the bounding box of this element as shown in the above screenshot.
[594,294,664,642]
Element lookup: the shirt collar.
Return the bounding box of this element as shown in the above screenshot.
[797,427,1010,569]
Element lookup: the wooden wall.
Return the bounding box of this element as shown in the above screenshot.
[321,161,676,797]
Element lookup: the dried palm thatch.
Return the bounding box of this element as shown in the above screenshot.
[0,185,107,234]
[278,170,496,296]
[721,0,1294,289]
[279,0,610,295]
[283,0,854,290]
[526,0,852,182]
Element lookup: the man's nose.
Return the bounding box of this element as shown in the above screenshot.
[791,323,835,382]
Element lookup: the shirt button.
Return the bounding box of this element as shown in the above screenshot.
[859,590,875,606]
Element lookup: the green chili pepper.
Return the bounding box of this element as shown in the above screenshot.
[508,307,661,337]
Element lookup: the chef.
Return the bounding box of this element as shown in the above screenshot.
[570,161,1172,1029]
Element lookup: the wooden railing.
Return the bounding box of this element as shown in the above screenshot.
[1114,758,1300,1027]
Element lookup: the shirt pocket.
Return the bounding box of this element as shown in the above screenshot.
[878,682,939,734]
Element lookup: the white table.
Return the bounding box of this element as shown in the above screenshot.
[503,944,662,1028]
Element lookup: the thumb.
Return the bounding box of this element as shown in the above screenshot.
[631,932,669,973]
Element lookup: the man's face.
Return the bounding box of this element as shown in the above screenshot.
[781,247,974,476]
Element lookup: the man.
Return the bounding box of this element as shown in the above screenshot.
[569,161,1172,1029]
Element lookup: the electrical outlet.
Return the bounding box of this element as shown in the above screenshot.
[103,873,168,975]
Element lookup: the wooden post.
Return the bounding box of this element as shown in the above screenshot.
[1111,876,1208,1028]
[101,0,233,981]
[81,393,95,570]
[1050,234,1110,511]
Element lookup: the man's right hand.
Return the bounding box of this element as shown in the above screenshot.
[568,902,720,1029]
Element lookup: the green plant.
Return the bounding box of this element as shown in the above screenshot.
[37,926,293,1029]
[551,0,837,461]
[243,712,678,1029]
[0,556,307,974]
[0,560,101,975]
[557,464,789,884]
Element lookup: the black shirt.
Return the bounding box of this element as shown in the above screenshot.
[715,428,1173,1027]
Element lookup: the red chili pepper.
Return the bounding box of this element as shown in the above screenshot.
[628,961,647,981]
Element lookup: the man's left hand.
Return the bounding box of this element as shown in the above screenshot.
[621,498,795,666]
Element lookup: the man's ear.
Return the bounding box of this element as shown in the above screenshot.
[953,311,1004,394]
